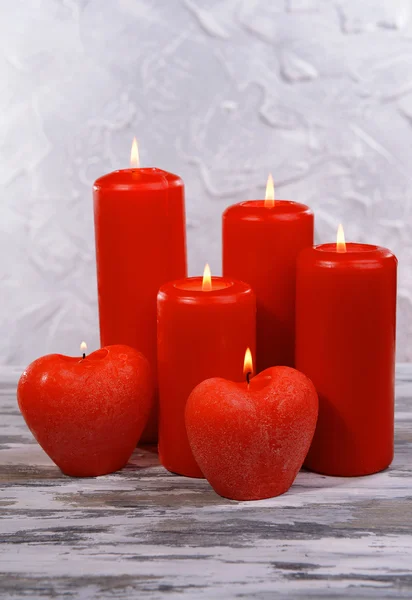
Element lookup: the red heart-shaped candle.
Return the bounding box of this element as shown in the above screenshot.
[185,366,318,500]
[17,344,153,477]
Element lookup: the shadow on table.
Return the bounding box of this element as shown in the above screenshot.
[124,445,160,471]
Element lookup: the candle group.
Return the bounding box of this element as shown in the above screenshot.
[91,140,397,483]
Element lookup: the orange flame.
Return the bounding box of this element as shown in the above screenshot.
[202,263,212,291]
[130,137,140,168]
[336,223,346,253]
[243,347,253,380]
[80,341,87,359]
[264,174,275,208]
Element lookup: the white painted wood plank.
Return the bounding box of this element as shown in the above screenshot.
[1,366,412,599]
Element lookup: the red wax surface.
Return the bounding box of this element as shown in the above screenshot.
[17,345,154,477]
[157,277,256,477]
[93,168,187,443]
[223,200,313,371]
[185,366,318,500]
[296,243,397,476]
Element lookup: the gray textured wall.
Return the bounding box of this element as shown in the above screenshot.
[2,0,411,364]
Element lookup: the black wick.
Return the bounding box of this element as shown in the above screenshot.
[82,352,86,359]
[246,371,252,385]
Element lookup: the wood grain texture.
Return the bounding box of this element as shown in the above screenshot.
[1,365,412,599]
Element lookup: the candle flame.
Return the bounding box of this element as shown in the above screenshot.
[264,174,275,208]
[80,341,87,352]
[202,263,212,291]
[243,347,253,379]
[130,137,140,168]
[336,223,346,253]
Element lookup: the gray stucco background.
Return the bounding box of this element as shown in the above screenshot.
[1,0,411,364]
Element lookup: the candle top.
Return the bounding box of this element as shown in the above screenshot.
[175,277,232,292]
[238,372,273,393]
[93,168,183,192]
[299,243,397,269]
[317,242,380,255]
[223,200,312,223]
[54,347,109,364]
[158,277,254,305]
[39,346,134,376]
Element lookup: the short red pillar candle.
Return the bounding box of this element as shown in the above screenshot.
[295,227,397,476]
[93,140,187,443]
[157,266,256,477]
[223,175,313,371]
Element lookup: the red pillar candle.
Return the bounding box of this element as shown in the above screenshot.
[157,266,256,477]
[295,226,397,476]
[223,175,313,371]
[93,140,187,443]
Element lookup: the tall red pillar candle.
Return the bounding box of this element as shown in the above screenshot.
[93,141,187,443]
[157,266,256,477]
[223,176,313,371]
[295,227,397,476]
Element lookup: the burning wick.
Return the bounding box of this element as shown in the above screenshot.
[243,347,253,390]
[336,223,346,253]
[202,263,212,292]
[264,173,275,208]
[80,341,87,360]
[130,137,140,169]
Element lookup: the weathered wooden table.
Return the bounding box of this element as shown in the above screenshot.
[1,366,412,599]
